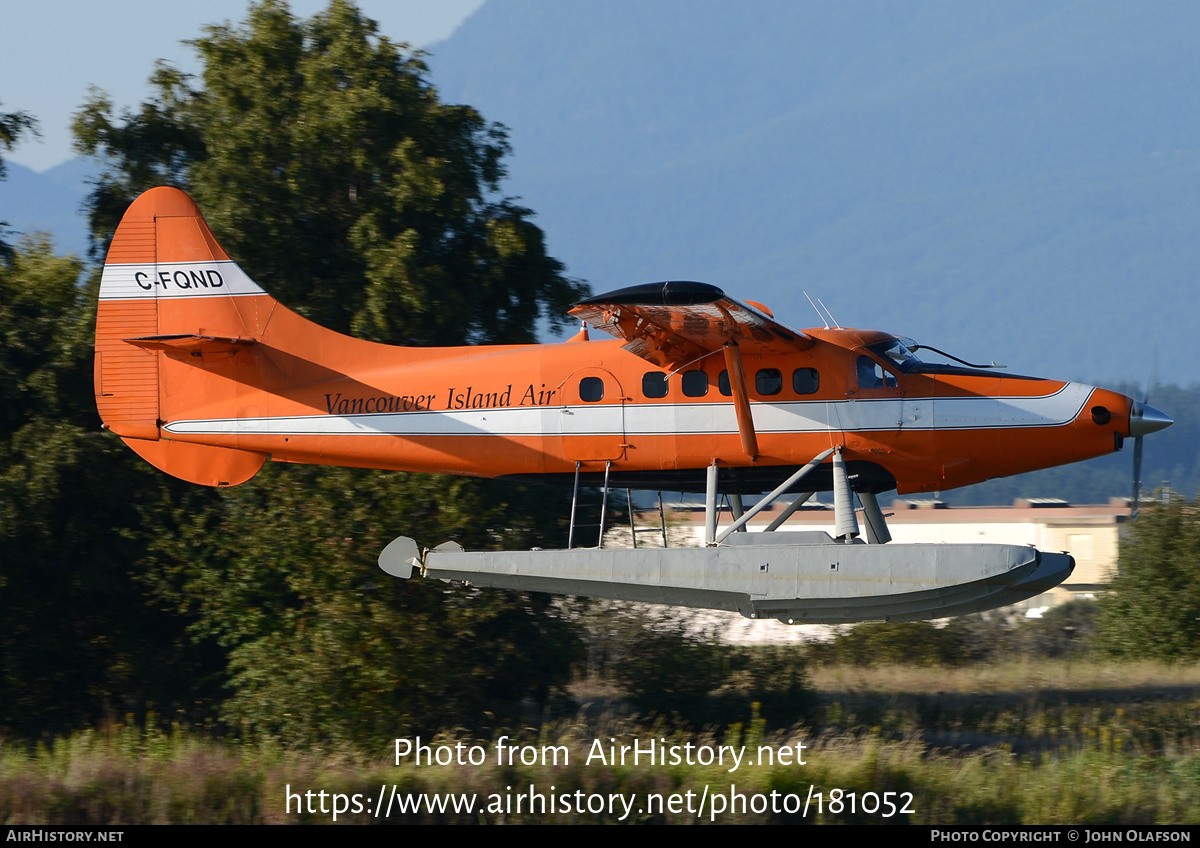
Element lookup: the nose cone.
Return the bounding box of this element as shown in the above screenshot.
[1129,401,1173,437]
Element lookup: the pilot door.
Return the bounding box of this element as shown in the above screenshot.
[844,354,935,491]
[843,354,905,454]
[557,367,627,462]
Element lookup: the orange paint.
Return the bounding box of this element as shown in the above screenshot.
[95,187,1137,494]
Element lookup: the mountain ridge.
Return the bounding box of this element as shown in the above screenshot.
[427,0,1200,387]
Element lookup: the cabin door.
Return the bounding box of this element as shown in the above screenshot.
[558,367,627,461]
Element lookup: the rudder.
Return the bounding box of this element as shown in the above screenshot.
[95,186,268,486]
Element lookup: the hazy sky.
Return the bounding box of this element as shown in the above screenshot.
[0,0,486,172]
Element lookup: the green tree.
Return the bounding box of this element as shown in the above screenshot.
[0,235,226,734]
[0,106,35,161]
[71,1,588,744]
[141,465,583,746]
[0,103,38,259]
[606,607,728,717]
[0,104,223,734]
[74,0,584,342]
[1098,496,1200,660]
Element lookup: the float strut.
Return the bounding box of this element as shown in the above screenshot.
[715,447,836,542]
[568,460,581,549]
[832,447,860,541]
[705,461,719,545]
[765,491,814,532]
[730,493,746,532]
[859,491,892,544]
[598,460,611,548]
[658,490,669,548]
[626,488,638,549]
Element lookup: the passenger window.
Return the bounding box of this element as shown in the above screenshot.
[718,370,732,397]
[642,372,668,398]
[756,368,782,396]
[580,376,604,402]
[682,370,709,397]
[793,367,819,394]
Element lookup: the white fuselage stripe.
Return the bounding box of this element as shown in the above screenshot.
[161,383,1091,438]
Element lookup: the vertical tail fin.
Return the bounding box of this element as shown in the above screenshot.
[95,186,268,486]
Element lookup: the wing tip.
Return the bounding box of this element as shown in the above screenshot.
[574,281,726,308]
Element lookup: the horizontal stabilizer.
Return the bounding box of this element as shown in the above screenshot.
[124,334,256,353]
[122,438,266,487]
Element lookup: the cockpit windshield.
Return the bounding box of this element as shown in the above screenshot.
[868,338,923,373]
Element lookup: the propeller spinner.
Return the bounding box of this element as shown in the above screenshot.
[1129,399,1173,519]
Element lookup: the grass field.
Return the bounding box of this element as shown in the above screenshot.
[3,659,1199,824]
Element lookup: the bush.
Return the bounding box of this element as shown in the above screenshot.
[581,603,814,727]
[609,613,729,717]
[807,620,979,666]
[717,645,815,727]
[1098,496,1200,660]
[1011,600,1098,659]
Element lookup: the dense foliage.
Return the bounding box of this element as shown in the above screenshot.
[0,237,221,734]
[2,0,1196,752]
[74,0,584,344]
[1099,496,1200,660]
[0,104,38,260]
[2,1,588,744]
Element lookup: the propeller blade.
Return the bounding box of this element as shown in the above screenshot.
[1132,434,1143,521]
[1128,381,1173,522]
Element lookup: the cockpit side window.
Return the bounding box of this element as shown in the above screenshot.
[869,338,922,373]
[856,356,897,390]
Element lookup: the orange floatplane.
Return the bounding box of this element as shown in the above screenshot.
[95,187,1172,623]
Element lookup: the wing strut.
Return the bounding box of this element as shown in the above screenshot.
[722,341,759,460]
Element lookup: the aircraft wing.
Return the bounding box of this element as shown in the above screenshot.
[569,281,812,369]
